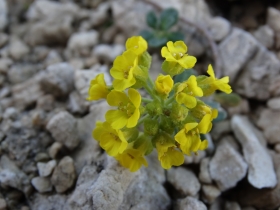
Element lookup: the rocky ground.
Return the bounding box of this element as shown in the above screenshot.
[0,0,280,209]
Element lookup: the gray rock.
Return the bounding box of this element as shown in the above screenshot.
[0,0,7,31]
[67,30,99,52]
[257,109,280,144]
[28,193,68,210]
[44,50,63,68]
[74,64,110,98]
[207,17,231,42]
[0,32,8,48]
[36,95,55,112]
[232,115,277,189]
[253,25,274,49]
[68,156,137,210]
[202,184,221,204]
[93,44,125,63]
[227,99,250,117]
[37,160,57,177]
[0,57,12,74]
[88,2,109,27]
[25,16,73,46]
[8,37,30,60]
[67,91,88,115]
[26,0,80,21]
[119,152,170,210]
[175,196,207,210]
[31,177,52,193]
[12,72,44,110]
[219,28,258,81]
[275,143,280,153]
[224,201,241,210]
[167,167,200,197]
[267,97,280,110]
[51,156,76,193]
[235,45,280,100]
[267,7,280,49]
[199,158,212,184]
[0,155,30,195]
[0,198,7,210]
[8,64,42,84]
[48,142,63,160]
[184,150,206,164]
[40,63,74,97]
[47,111,79,150]
[209,139,248,191]
[211,120,231,141]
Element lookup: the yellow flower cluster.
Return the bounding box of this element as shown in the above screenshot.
[88,37,232,172]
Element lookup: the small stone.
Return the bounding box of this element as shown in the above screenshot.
[0,0,7,30]
[44,50,63,68]
[31,177,52,193]
[232,115,277,189]
[36,95,55,111]
[167,167,200,197]
[209,139,248,191]
[0,58,12,74]
[48,142,63,159]
[253,25,274,49]
[275,144,280,153]
[202,184,221,204]
[211,120,231,141]
[8,64,41,84]
[267,7,280,32]
[51,156,76,193]
[199,158,212,184]
[267,97,280,110]
[67,91,88,115]
[35,153,50,162]
[88,2,109,27]
[40,63,75,98]
[175,196,207,210]
[47,111,79,150]
[8,37,30,60]
[208,17,231,42]
[227,99,250,117]
[219,28,258,81]
[0,33,8,48]
[67,30,99,52]
[37,160,57,177]
[224,201,241,210]
[0,198,7,210]
[93,44,125,63]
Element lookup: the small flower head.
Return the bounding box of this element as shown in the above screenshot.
[87,73,109,100]
[106,88,141,129]
[93,121,128,156]
[176,75,203,108]
[155,74,174,96]
[174,114,211,155]
[207,64,232,94]
[126,36,148,55]
[161,41,197,69]
[115,148,148,172]
[110,51,140,91]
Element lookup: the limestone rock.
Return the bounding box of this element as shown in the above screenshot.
[202,184,221,204]
[40,63,74,98]
[47,111,79,150]
[232,115,277,189]
[0,0,7,31]
[167,167,200,197]
[267,97,280,110]
[219,28,258,81]
[51,156,76,193]
[48,142,63,159]
[267,7,280,49]
[199,158,212,184]
[253,25,274,49]
[37,160,57,177]
[208,17,231,42]
[93,44,125,63]
[8,37,30,60]
[31,177,52,193]
[175,196,207,210]
[67,30,99,52]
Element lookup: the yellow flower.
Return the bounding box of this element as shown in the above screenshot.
[156,139,184,169]
[87,73,109,100]
[176,75,203,108]
[190,100,218,120]
[115,148,148,172]
[126,36,148,55]
[161,41,197,69]
[174,114,211,155]
[207,64,232,94]
[93,121,128,156]
[110,50,141,91]
[155,74,174,95]
[105,88,141,129]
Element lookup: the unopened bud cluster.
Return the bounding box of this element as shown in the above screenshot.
[88,36,232,172]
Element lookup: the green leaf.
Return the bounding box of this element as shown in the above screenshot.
[204,101,221,109]
[146,11,158,29]
[173,69,198,83]
[214,92,242,107]
[159,8,179,31]
[167,31,184,42]
[148,36,168,48]
[140,30,154,40]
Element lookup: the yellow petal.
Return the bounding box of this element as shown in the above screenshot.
[207,64,215,79]
[187,75,203,97]
[161,46,176,62]
[128,88,141,108]
[113,78,136,91]
[184,123,198,132]
[126,36,148,55]
[105,110,128,129]
[197,114,212,134]
[127,109,140,128]
[174,41,187,53]
[199,140,208,150]
[178,55,197,69]
[92,121,103,141]
[107,90,128,106]
[176,92,197,108]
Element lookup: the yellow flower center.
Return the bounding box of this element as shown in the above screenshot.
[124,66,132,79]
[172,52,184,60]
[118,102,135,117]
[109,132,121,142]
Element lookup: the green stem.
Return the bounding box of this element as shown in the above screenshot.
[165,94,175,105]
[142,97,153,103]
[137,115,149,126]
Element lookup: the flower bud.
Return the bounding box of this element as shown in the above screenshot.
[144,118,159,136]
[146,101,162,117]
